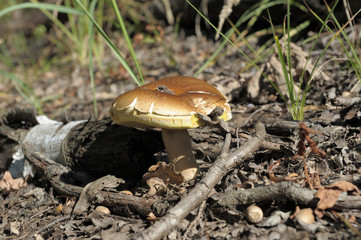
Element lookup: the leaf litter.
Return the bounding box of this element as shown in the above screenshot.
[1,10,361,240]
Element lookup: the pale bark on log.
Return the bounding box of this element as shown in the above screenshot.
[23,118,163,181]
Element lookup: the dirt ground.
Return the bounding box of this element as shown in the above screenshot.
[1,4,361,240]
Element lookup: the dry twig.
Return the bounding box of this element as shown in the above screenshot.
[217,181,361,210]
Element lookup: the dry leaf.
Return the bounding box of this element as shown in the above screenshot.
[143,162,184,195]
[10,222,20,236]
[348,215,356,223]
[326,181,361,194]
[0,171,27,193]
[145,177,167,196]
[268,161,300,182]
[72,175,123,215]
[315,181,360,218]
[143,162,184,184]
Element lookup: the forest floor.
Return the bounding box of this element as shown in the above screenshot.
[1,16,361,240]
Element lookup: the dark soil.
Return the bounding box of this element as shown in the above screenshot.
[1,3,361,240]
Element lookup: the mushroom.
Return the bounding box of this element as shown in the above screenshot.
[109,76,232,181]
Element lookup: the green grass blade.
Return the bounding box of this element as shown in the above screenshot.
[0,2,83,17]
[112,0,144,85]
[268,8,295,119]
[88,0,98,118]
[327,7,361,81]
[299,2,360,120]
[74,0,141,86]
[285,0,297,116]
[186,0,260,76]
[0,70,42,114]
[188,0,291,114]
[307,1,361,81]
[194,40,228,77]
[29,0,78,46]
[194,0,287,77]
[296,1,339,120]
[274,35,296,119]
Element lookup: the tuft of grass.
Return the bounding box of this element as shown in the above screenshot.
[269,0,357,120]
[1,1,144,116]
[306,1,361,84]
[74,0,143,86]
[0,70,43,114]
[188,0,354,121]
[111,0,144,84]
[0,1,88,115]
[186,0,297,118]
[87,0,98,118]
[187,0,273,78]
[193,0,289,77]
[0,2,83,17]
[27,0,106,68]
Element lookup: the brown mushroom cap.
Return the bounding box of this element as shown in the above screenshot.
[110,76,232,129]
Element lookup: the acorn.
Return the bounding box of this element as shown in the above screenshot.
[246,205,263,223]
[295,208,314,224]
[95,206,111,215]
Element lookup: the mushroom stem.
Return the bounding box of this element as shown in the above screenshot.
[161,129,199,181]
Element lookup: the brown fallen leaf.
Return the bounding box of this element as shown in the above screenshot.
[0,171,27,193]
[348,215,356,224]
[315,181,361,218]
[268,161,300,182]
[145,177,167,196]
[143,162,184,195]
